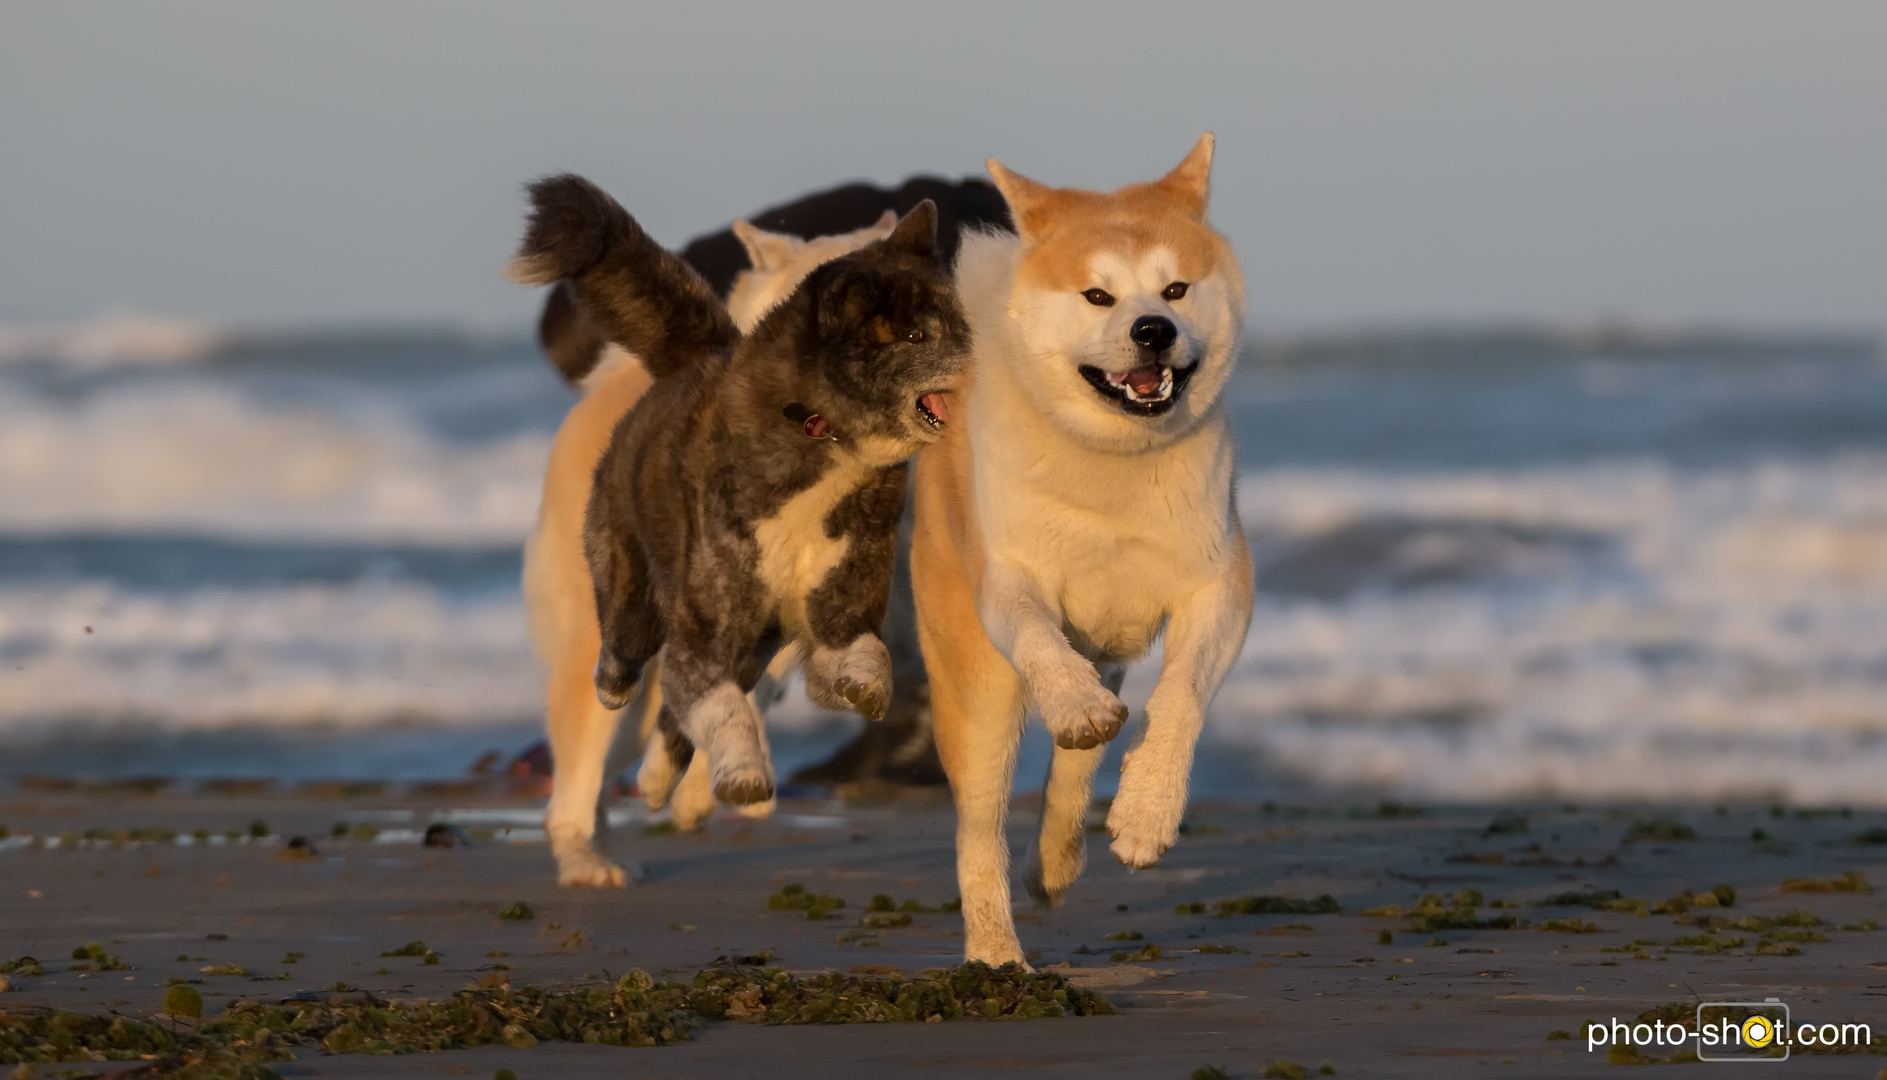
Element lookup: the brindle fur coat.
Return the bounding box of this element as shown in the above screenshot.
[509,174,968,804]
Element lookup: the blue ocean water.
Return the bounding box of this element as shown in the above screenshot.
[3,316,1885,803]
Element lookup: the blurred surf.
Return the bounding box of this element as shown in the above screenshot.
[3,315,1885,802]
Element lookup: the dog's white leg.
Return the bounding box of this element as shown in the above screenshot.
[1024,742,1105,907]
[1108,547,1253,868]
[674,680,774,805]
[733,696,778,819]
[1024,665,1121,906]
[978,561,1128,750]
[931,665,1029,967]
[803,633,893,721]
[668,753,715,830]
[546,659,646,888]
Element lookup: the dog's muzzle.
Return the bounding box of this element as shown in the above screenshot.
[1078,317,1197,417]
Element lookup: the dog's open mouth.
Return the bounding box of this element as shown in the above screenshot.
[915,391,951,432]
[1078,361,1197,417]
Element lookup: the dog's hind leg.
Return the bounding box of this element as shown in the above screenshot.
[1109,543,1254,868]
[1024,664,1123,907]
[545,652,643,888]
[636,691,692,809]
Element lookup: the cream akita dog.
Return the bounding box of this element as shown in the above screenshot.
[910,134,1254,965]
[525,213,897,888]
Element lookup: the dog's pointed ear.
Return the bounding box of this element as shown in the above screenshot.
[733,219,797,273]
[1154,132,1214,219]
[987,158,1053,237]
[871,208,899,233]
[882,199,939,260]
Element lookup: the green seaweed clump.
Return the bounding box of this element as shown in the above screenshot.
[1534,888,1622,908]
[1399,895,1520,933]
[1538,918,1600,934]
[163,984,204,1018]
[497,902,534,922]
[1215,895,1339,916]
[2,963,1113,1073]
[1670,932,1744,954]
[67,943,130,972]
[1110,944,1164,963]
[0,1005,186,1065]
[1779,871,1872,894]
[380,941,431,958]
[1623,818,1696,843]
[0,958,44,979]
[767,884,847,920]
[687,959,1114,1022]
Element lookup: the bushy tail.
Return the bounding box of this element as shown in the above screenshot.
[508,173,738,378]
[534,280,607,386]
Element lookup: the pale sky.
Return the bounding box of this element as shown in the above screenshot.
[3,1,1883,333]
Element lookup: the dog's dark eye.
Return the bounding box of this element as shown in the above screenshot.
[1082,288,1115,307]
[906,329,925,343]
[1162,282,1189,301]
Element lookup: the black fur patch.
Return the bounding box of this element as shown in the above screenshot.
[531,176,1010,387]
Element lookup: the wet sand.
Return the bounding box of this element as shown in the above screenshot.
[2,784,1884,1078]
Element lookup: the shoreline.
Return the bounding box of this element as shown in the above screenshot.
[2,788,1883,1077]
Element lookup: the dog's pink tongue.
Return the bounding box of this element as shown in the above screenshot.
[920,391,951,425]
[1123,364,1164,396]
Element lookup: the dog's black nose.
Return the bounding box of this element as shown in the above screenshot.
[1130,315,1178,352]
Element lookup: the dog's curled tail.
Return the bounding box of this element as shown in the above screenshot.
[508,173,738,379]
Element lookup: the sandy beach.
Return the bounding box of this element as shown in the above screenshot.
[3,783,1883,1077]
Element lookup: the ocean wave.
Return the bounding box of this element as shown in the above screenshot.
[0,581,541,730]
[0,312,227,369]
[1215,458,1887,804]
[0,380,548,543]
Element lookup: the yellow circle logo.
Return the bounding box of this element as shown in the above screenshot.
[1742,1016,1775,1048]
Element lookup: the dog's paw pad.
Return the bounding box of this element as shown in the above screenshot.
[837,676,888,721]
[557,853,629,889]
[712,772,776,806]
[1037,670,1129,750]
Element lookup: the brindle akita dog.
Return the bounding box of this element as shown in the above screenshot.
[509,174,969,807]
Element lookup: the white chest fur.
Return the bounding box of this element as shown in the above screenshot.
[753,453,873,635]
[969,376,1238,662]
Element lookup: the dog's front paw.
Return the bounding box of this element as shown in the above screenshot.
[707,737,776,806]
[668,755,715,830]
[550,833,637,888]
[1105,779,1184,869]
[1030,658,1128,750]
[592,653,640,711]
[804,636,892,721]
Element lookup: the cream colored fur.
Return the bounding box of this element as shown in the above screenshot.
[911,134,1255,964]
[526,214,897,888]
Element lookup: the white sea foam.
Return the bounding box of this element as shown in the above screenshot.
[1215,459,1887,804]
[0,312,227,369]
[0,581,540,729]
[0,380,548,543]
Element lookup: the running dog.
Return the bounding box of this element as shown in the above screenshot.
[910,134,1254,965]
[520,212,900,886]
[512,175,968,884]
